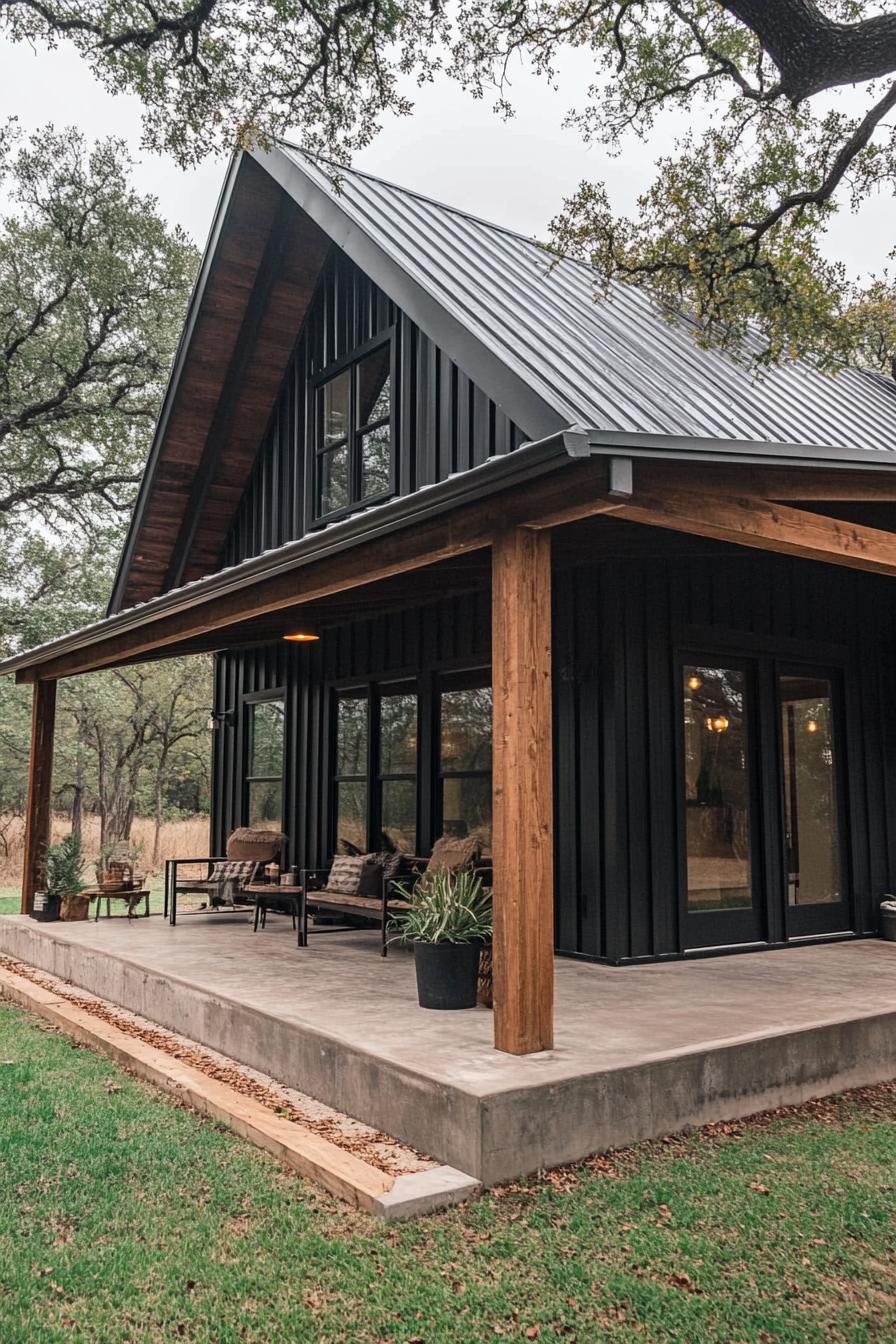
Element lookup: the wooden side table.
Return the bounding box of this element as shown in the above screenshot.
[246,884,303,945]
[85,887,151,920]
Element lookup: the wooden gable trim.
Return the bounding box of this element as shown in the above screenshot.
[110,155,331,613]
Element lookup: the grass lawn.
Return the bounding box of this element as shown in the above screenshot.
[0,881,167,917]
[1,1003,895,1342]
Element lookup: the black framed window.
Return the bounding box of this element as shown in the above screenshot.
[438,680,492,851]
[333,691,370,853]
[379,686,418,853]
[245,696,285,830]
[315,334,392,521]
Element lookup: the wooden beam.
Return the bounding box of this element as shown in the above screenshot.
[613,489,896,576]
[491,527,554,1055]
[21,680,56,915]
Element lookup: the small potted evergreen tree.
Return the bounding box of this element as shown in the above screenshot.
[47,834,89,921]
[389,868,492,1009]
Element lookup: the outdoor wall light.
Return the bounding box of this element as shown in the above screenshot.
[206,708,235,731]
[283,631,320,643]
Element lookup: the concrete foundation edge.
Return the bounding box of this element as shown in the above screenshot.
[5,918,896,1187]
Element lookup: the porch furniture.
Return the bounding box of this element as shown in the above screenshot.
[166,828,287,925]
[250,884,303,943]
[299,843,493,956]
[85,885,151,920]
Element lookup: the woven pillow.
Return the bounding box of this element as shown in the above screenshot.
[207,859,256,885]
[425,835,481,873]
[376,850,406,882]
[326,854,383,896]
[226,828,287,861]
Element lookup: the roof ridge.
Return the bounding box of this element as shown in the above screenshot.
[276,139,562,253]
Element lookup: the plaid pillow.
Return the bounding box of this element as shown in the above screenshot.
[326,854,383,896]
[207,860,257,885]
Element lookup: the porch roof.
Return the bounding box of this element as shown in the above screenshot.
[7,433,896,684]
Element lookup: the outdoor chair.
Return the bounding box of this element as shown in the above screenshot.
[166,828,287,925]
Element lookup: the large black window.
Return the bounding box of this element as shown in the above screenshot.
[315,335,392,521]
[245,696,285,830]
[333,691,370,853]
[438,681,492,852]
[379,687,418,854]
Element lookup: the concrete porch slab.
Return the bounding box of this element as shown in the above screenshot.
[2,912,896,1185]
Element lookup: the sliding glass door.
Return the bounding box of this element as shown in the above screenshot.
[679,652,850,950]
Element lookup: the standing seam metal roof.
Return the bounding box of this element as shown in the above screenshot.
[280,144,896,455]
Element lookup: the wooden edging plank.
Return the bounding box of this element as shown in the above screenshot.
[0,964,478,1218]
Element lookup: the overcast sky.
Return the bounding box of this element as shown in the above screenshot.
[0,35,890,281]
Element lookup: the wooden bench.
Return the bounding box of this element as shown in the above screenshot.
[299,858,493,956]
[299,868,410,955]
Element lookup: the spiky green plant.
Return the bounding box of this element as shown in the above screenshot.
[45,833,85,899]
[388,867,492,946]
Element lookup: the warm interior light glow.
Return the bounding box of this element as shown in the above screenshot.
[686,674,702,692]
[806,719,819,734]
[706,714,729,734]
[283,632,320,643]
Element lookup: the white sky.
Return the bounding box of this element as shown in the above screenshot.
[0,35,891,280]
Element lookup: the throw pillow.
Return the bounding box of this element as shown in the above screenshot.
[425,834,481,873]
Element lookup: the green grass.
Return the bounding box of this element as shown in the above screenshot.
[1,1004,895,1342]
[0,881,167,917]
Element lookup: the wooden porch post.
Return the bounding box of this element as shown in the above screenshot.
[21,679,56,915]
[491,527,554,1055]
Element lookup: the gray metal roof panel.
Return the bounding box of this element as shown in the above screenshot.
[280,145,896,455]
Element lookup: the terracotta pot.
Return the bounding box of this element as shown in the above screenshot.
[60,892,91,922]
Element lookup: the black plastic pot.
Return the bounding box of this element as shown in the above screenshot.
[31,892,60,922]
[880,898,896,943]
[413,940,482,1010]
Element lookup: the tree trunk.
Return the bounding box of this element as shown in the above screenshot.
[70,783,83,839]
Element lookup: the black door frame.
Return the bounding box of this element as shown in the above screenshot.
[773,661,852,940]
[673,632,854,953]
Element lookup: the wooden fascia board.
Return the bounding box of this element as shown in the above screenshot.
[163,193,297,592]
[107,152,247,616]
[637,462,896,502]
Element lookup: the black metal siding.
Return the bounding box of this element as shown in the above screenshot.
[554,548,896,962]
[213,544,896,964]
[222,249,526,568]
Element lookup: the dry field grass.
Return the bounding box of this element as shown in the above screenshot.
[0,812,211,886]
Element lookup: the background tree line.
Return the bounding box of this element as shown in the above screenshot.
[0,121,209,876]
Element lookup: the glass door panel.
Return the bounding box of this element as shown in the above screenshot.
[681,662,763,947]
[778,672,849,936]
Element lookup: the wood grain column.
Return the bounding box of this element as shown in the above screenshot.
[491,526,554,1055]
[21,679,56,914]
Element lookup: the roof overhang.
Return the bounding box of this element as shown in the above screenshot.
[9,434,896,685]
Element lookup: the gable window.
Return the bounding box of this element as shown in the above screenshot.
[245,696,285,830]
[315,335,393,521]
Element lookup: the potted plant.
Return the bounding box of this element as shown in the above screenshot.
[389,867,492,1010]
[47,834,89,922]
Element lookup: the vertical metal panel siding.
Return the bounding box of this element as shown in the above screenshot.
[553,549,896,963]
[222,249,524,569]
[212,591,490,866]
